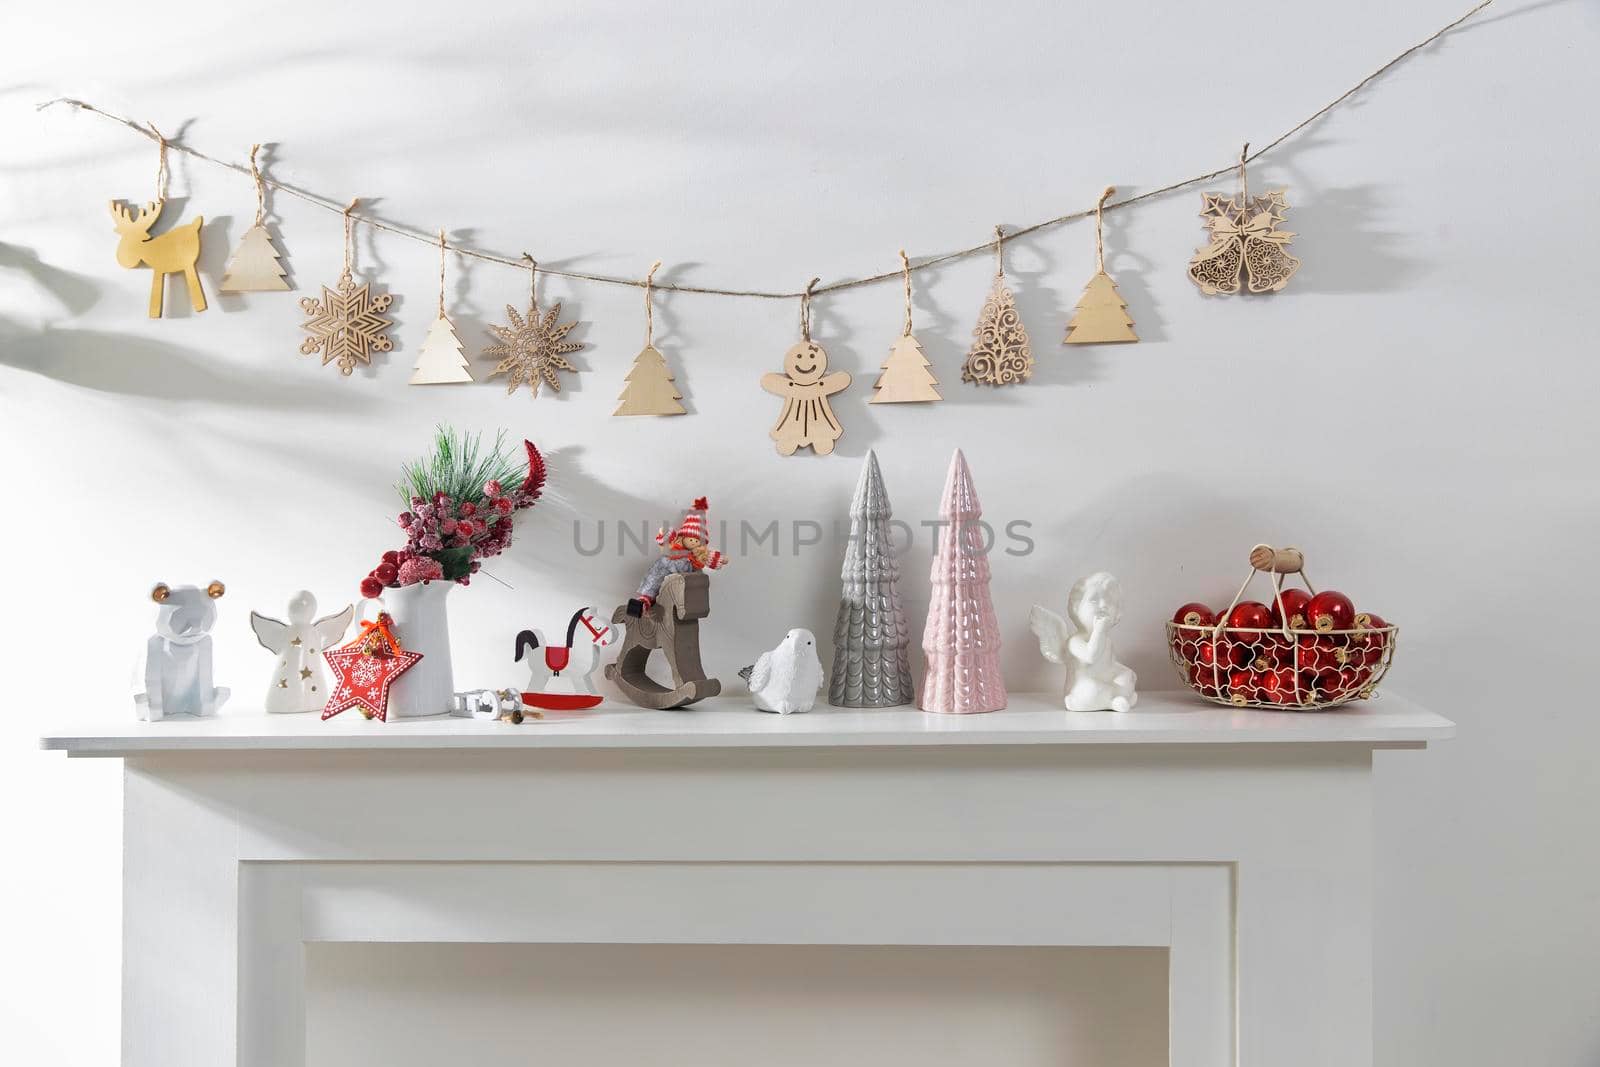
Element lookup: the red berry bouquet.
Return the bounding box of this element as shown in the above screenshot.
[360,427,547,598]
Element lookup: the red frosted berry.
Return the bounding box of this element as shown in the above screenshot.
[374,562,399,585]
[360,576,384,598]
[460,502,477,517]
[381,550,400,566]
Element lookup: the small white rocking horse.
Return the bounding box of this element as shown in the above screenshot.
[514,606,617,711]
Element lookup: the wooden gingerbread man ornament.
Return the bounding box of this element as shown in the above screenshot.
[761,279,851,456]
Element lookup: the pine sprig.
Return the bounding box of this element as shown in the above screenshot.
[395,426,525,509]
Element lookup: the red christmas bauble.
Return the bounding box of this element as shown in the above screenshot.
[1306,590,1356,633]
[1269,587,1313,630]
[1173,602,1216,627]
[1295,634,1346,672]
[1257,667,1297,704]
[1189,663,1223,697]
[1226,601,1273,641]
[1255,633,1292,669]
[1227,669,1257,704]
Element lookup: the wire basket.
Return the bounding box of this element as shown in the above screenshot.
[1165,544,1398,711]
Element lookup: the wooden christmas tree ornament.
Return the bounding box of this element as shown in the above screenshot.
[299,198,395,375]
[613,260,687,416]
[409,230,473,384]
[761,278,851,456]
[486,255,584,399]
[220,144,291,293]
[961,227,1033,386]
[1189,144,1301,295]
[870,250,942,404]
[1064,187,1138,344]
[111,125,206,318]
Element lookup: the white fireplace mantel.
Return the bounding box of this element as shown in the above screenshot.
[42,691,1452,1067]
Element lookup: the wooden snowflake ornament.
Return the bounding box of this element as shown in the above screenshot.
[487,258,584,399]
[1188,147,1301,295]
[300,200,394,374]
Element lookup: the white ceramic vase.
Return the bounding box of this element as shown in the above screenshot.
[373,580,456,719]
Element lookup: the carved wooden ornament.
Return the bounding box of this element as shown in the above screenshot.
[299,200,394,375]
[1188,148,1301,295]
[761,280,850,455]
[962,228,1033,386]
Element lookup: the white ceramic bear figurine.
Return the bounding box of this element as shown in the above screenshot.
[1029,572,1138,713]
[135,581,231,721]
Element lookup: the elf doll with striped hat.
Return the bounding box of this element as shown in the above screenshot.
[626,497,728,617]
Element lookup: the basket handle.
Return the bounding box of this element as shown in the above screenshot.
[1212,544,1318,644]
[1249,544,1304,574]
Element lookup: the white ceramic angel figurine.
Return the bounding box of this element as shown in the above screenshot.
[1029,572,1138,712]
[250,591,354,714]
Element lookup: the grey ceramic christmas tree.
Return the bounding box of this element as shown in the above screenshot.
[829,450,915,707]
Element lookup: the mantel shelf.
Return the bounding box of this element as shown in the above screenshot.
[39,691,1453,757]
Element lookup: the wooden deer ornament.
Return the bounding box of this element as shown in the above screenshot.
[111,199,207,317]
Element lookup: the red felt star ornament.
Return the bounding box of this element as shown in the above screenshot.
[322,643,423,722]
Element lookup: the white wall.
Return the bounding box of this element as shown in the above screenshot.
[2,0,1596,1063]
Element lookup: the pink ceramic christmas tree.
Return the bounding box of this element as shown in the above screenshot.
[918,449,1007,714]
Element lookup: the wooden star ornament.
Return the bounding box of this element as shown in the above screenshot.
[486,299,584,399]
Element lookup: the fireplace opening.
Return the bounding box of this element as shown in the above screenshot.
[307,943,1169,1067]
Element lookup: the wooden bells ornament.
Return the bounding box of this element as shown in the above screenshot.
[1189,144,1301,295]
[761,278,851,455]
[613,261,686,416]
[486,254,584,399]
[962,227,1033,386]
[299,198,395,375]
[869,251,941,404]
[1064,187,1138,344]
[409,230,473,384]
[110,124,206,318]
[220,144,290,293]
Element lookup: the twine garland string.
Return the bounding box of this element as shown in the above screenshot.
[341,198,359,279]
[437,229,448,317]
[644,259,662,345]
[993,226,1006,278]
[1094,186,1115,272]
[899,250,913,337]
[39,0,1493,302]
[522,253,538,311]
[149,122,168,200]
[800,277,819,341]
[248,143,266,226]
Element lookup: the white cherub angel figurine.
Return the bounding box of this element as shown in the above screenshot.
[250,590,354,714]
[1029,572,1138,713]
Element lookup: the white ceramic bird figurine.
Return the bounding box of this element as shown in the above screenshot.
[738,628,824,714]
[250,590,354,714]
[1030,572,1138,713]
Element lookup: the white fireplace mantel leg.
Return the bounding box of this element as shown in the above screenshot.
[117,741,1390,1067]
